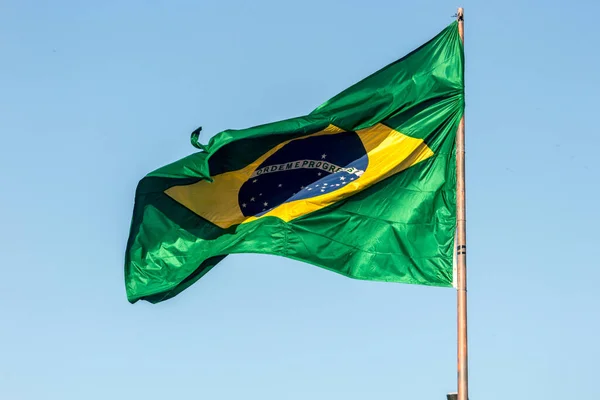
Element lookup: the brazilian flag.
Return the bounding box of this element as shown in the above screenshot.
[125,21,464,303]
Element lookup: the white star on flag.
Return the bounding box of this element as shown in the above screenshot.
[263,202,268,207]
[340,177,345,181]
[317,172,322,176]
[250,197,255,201]
[278,184,282,187]
[321,154,327,159]
[242,203,247,208]
[252,179,258,183]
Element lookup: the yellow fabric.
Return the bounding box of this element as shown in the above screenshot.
[165,123,433,228]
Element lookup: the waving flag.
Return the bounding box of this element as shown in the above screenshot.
[125,21,464,303]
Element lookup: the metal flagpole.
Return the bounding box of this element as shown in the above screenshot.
[455,7,469,400]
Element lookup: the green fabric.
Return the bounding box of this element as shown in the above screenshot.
[125,21,464,303]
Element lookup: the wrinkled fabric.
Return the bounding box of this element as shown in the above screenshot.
[125,22,464,303]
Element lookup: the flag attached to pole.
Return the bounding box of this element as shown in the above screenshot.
[125,21,464,303]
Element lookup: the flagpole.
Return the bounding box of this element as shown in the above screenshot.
[455,7,469,400]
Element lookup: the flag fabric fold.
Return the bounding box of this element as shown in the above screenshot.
[125,21,464,303]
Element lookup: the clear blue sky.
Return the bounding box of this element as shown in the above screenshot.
[1,1,599,399]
